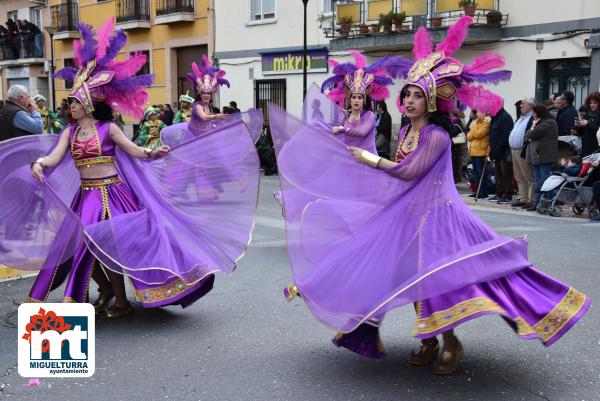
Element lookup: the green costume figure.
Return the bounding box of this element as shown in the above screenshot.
[136,107,166,149]
[173,92,194,123]
[34,94,62,134]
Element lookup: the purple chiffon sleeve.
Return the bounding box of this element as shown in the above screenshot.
[344,111,375,138]
[383,126,450,180]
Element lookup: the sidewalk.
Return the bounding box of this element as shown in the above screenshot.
[455,181,590,219]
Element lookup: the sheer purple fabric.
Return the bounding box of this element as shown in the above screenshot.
[0,119,259,287]
[160,108,263,148]
[269,102,533,333]
[301,83,377,154]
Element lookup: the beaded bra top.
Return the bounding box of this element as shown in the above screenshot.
[69,121,115,168]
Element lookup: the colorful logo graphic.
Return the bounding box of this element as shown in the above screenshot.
[18,303,95,377]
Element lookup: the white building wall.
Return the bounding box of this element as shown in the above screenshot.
[502,0,600,27]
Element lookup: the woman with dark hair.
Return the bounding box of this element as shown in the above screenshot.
[319,50,394,155]
[524,103,559,209]
[0,20,258,318]
[574,91,600,157]
[376,101,392,158]
[162,103,174,125]
[272,16,588,375]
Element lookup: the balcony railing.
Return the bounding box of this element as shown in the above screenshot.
[156,0,195,16]
[324,8,508,40]
[116,0,150,23]
[50,1,79,33]
[0,34,45,64]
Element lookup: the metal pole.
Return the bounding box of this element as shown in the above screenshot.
[50,33,56,111]
[302,0,308,101]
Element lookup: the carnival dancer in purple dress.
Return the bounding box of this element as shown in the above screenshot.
[271,16,589,374]
[160,56,263,198]
[0,19,259,318]
[316,50,393,154]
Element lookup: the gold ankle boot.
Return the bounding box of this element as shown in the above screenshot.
[433,337,463,375]
[409,339,439,366]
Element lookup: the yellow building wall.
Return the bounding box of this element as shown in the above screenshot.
[401,0,428,15]
[50,0,209,118]
[436,0,494,12]
[337,3,361,23]
[367,0,392,21]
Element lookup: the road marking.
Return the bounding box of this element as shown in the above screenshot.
[250,240,286,248]
[254,216,285,230]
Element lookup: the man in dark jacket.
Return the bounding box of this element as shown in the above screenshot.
[488,107,515,203]
[555,90,579,136]
[0,84,44,141]
[525,104,559,208]
[375,102,392,158]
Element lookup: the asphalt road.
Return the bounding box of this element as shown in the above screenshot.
[1,176,598,401]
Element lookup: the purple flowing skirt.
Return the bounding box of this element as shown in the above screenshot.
[269,98,590,357]
[0,117,260,308]
[27,176,214,306]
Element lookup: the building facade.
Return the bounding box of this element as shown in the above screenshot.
[217,0,600,128]
[49,0,215,125]
[214,0,335,125]
[0,0,53,105]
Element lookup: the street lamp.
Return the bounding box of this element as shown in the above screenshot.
[44,25,58,111]
[302,0,308,101]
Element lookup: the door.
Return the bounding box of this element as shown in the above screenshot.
[254,79,286,129]
[539,58,591,108]
[176,45,207,100]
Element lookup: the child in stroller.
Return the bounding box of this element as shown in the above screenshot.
[538,151,600,218]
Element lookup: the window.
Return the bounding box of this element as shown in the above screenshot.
[321,0,334,14]
[130,50,151,76]
[30,7,43,29]
[7,11,18,22]
[249,0,275,21]
[64,58,75,90]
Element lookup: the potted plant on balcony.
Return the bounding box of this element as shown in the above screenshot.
[392,11,407,31]
[431,14,443,27]
[339,16,353,38]
[458,0,477,17]
[370,22,380,34]
[486,10,502,26]
[379,12,392,33]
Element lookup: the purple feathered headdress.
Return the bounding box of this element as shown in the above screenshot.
[53,18,153,119]
[321,50,394,107]
[186,55,230,94]
[383,16,511,116]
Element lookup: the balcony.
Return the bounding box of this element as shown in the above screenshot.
[0,35,46,67]
[154,0,195,25]
[116,0,151,30]
[325,0,508,51]
[50,1,80,40]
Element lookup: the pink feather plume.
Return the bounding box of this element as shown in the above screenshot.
[412,27,433,60]
[456,85,503,116]
[348,50,366,69]
[73,40,83,68]
[435,16,472,56]
[95,17,115,61]
[464,52,505,74]
[109,52,147,79]
[328,59,339,69]
[191,62,202,78]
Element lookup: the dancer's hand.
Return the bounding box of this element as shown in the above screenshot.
[332,126,344,134]
[31,163,44,182]
[215,114,226,119]
[151,146,170,158]
[347,146,364,163]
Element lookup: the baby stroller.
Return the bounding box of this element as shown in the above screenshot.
[537,150,600,218]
